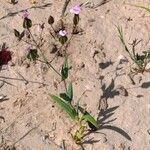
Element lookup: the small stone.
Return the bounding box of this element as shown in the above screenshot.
[49,134,55,138]
[42,134,49,141]
[0,95,6,100]
[8,61,15,66]
[116,85,128,96]
[145,62,150,70]
[118,143,126,150]
[117,55,128,64]
[77,62,85,70]
[23,62,30,68]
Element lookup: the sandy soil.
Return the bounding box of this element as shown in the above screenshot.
[0,0,150,150]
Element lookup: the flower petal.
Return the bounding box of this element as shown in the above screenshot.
[59,30,67,36]
[70,5,81,14]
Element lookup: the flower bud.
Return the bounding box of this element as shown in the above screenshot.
[73,14,79,26]
[48,16,54,25]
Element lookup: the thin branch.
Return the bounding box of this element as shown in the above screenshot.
[13,125,40,145]
[0,76,47,85]
[61,0,71,18]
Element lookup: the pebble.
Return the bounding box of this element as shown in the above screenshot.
[117,55,128,64]
[77,62,85,70]
[116,85,128,96]
[145,62,150,70]
[0,95,5,100]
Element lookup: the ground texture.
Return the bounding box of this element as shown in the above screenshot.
[0,0,150,150]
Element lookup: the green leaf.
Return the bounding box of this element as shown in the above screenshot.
[59,36,68,45]
[75,101,80,114]
[78,106,98,128]
[117,26,134,61]
[61,56,69,80]
[14,29,20,37]
[19,30,25,41]
[67,82,73,101]
[143,49,150,58]
[27,49,39,61]
[60,93,71,102]
[23,18,32,29]
[60,83,73,102]
[82,113,98,129]
[50,94,78,120]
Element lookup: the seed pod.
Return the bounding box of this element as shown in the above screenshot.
[48,16,54,25]
[14,29,20,37]
[73,14,79,26]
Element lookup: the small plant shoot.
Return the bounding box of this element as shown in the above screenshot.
[50,81,98,143]
[117,26,150,74]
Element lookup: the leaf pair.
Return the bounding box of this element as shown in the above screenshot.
[50,94,78,121]
[14,29,25,41]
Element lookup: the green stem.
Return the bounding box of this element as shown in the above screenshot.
[63,80,67,92]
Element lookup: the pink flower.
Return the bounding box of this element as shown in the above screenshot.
[70,5,81,14]
[59,30,67,36]
[26,46,32,52]
[22,10,29,19]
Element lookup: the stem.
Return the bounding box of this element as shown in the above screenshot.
[49,30,56,40]
[50,24,56,34]
[37,59,61,77]
[63,80,67,92]
[61,0,71,18]
[22,39,37,47]
[27,29,38,47]
[27,28,61,77]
